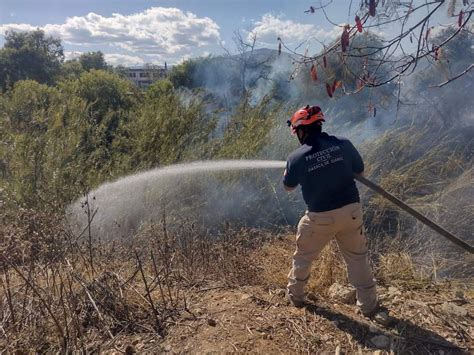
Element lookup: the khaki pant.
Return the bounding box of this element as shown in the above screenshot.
[287,202,377,314]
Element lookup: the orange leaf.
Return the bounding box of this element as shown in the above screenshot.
[326,83,333,97]
[310,64,318,81]
[332,79,342,93]
[355,16,363,32]
[341,29,349,52]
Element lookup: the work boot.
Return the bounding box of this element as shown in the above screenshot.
[286,289,305,308]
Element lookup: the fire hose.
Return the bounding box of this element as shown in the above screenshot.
[354,174,474,254]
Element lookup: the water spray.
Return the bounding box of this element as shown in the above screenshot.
[69,160,473,253]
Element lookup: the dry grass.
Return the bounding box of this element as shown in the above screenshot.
[310,241,348,295]
[257,235,348,296]
[360,125,473,280]
[377,252,416,283]
[0,202,272,352]
[1,203,472,353]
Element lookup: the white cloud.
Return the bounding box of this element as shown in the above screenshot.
[248,14,340,46]
[0,23,38,33]
[0,7,220,61]
[64,51,83,61]
[104,53,145,66]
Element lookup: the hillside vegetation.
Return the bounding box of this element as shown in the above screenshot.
[0,29,473,353]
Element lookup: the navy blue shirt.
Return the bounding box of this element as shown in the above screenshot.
[283,133,364,212]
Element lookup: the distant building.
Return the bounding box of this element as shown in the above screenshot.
[125,64,168,88]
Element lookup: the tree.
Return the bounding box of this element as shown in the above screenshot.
[0,80,58,203]
[223,30,272,97]
[73,69,137,123]
[60,59,85,80]
[400,27,474,127]
[79,51,107,71]
[168,59,199,88]
[146,78,174,98]
[51,70,140,181]
[282,1,473,92]
[217,95,280,159]
[0,30,64,91]
[294,32,395,122]
[128,79,216,168]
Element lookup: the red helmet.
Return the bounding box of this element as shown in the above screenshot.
[287,105,325,132]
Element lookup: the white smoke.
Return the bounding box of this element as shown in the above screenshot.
[66,160,296,241]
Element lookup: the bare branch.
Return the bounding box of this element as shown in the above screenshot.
[431,63,474,87]
[285,1,473,91]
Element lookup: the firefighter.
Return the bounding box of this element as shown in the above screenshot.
[283,105,380,318]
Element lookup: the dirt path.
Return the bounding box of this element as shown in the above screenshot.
[154,284,471,354]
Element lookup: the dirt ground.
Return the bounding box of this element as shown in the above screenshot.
[98,237,473,354]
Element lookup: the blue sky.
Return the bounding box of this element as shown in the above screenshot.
[0,0,459,66]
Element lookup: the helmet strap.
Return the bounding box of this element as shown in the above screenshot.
[296,123,322,145]
[296,127,309,145]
